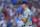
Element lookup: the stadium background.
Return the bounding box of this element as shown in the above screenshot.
[0,0,40,27]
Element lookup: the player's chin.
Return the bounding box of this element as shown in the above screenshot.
[22,18,27,23]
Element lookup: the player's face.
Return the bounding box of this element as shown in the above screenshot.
[20,4,26,8]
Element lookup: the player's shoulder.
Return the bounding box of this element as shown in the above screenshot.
[27,8,30,11]
[26,8,30,12]
[24,8,31,14]
[18,7,23,10]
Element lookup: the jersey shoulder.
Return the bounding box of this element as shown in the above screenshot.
[25,8,30,13]
[18,7,23,11]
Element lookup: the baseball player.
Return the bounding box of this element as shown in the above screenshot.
[20,1,32,27]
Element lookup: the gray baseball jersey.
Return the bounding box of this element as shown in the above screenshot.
[23,8,32,26]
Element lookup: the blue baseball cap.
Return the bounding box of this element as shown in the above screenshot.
[20,1,28,5]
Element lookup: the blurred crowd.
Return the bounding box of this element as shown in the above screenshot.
[0,0,40,27]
